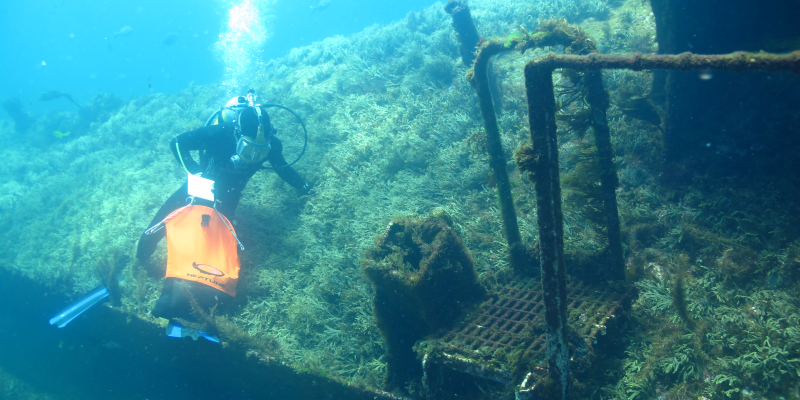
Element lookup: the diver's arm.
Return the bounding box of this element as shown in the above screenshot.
[169,126,216,175]
[268,138,309,193]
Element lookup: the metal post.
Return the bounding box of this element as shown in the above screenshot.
[524,62,570,400]
[584,70,625,281]
[470,42,532,276]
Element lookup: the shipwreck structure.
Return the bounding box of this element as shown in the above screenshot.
[2,0,799,399]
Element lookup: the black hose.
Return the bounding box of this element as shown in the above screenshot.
[204,109,222,127]
[260,103,308,169]
[203,104,308,169]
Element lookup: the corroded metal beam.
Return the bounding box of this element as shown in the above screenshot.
[520,48,799,399]
[584,70,625,281]
[525,62,571,400]
[525,50,800,73]
[444,0,481,66]
[469,42,532,276]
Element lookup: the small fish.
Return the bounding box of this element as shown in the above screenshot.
[161,32,179,48]
[108,26,133,52]
[53,130,71,139]
[113,26,134,40]
[39,91,81,108]
[310,0,331,14]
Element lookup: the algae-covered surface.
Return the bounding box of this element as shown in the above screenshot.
[1,0,800,399]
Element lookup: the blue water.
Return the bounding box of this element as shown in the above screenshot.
[0,0,437,115]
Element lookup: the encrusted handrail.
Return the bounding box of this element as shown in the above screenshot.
[469,41,531,277]
[522,48,800,400]
[525,50,800,73]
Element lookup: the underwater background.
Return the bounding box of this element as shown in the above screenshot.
[1,0,800,399]
[0,0,437,112]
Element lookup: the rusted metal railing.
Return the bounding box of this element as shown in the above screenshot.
[522,49,800,400]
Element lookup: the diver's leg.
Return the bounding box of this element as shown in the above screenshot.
[135,182,190,263]
[152,278,233,325]
[151,278,177,318]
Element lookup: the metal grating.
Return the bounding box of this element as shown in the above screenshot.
[434,277,631,368]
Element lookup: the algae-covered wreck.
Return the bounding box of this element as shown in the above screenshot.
[1,0,800,399]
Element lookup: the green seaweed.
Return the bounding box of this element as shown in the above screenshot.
[362,211,486,391]
[1,0,799,398]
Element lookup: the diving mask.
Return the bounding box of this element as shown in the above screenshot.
[235,134,271,163]
[235,106,272,163]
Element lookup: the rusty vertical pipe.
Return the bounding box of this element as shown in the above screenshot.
[445,4,530,276]
[444,0,481,66]
[524,62,570,399]
[470,42,531,276]
[584,70,625,281]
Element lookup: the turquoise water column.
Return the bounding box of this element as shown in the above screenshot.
[215,0,270,97]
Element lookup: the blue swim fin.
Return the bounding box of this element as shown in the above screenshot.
[166,320,220,343]
[49,285,110,328]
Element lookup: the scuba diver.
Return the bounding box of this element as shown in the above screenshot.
[135,90,310,341]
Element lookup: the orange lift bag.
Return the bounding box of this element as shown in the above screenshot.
[162,205,240,297]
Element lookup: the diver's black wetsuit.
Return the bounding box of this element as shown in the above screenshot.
[136,122,307,322]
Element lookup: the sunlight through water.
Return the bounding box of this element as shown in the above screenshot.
[216,0,272,96]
